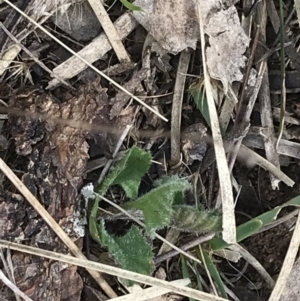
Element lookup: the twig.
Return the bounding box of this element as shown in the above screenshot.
[268,211,300,301]
[87,0,131,63]
[244,0,262,18]
[0,22,74,90]
[0,240,229,301]
[170,49,191,165]
[0,158,118,298]
[3,0,167,122]
[226,26,261,172]
[154,233,215,265]
[87,150,127,173]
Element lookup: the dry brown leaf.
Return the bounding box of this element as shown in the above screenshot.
[110,68,148,119]
[204,4,250,94]
[133,0,249,92]
[133,0,198,54]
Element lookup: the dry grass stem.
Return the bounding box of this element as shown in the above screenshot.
[229,244,275,289]
[96,124,132,186]
[239,145,294,187]
[243,133,300,160]
[47,12,138,88]
[87,0,131,62]
[109,279,190,301]
[0,22,74,89]
[0,269,32,301]
[3,0,167,122]
[170,49,191,165]
[268,211,300,301]
[198,3,236,244]
[0,239,228,301]
[0,158,118,298]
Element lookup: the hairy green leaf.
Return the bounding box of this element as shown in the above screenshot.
[119,0,143,11]
[96,146,151,198]
[98,220,154,278]
[170,205,222,233]
[154,176,185,205]
[124,176,191,238]
[90,146,151,243]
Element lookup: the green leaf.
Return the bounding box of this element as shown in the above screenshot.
[90,146,151,243]
[98,220,154,279]
[170,205,222,233]
[209,194,300,250]
[197,248,227,299]
[154,176,185,205]
[189,81,211,128]
[180,255,195,301]
[119,0,143,11]
[96,146,151,198]
[124,176,191,238]
[89,194,102,244]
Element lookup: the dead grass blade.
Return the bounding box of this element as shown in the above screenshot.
[87,0,131,62]
[295,0,300,27]
[0,44,20,75]
[275,0,286,151]
[229,244,275,289]
[239,145,294,187]
[170,49,191,165]
[47,12,138,89]
[0,239,229,301]
[0,158,118,298]
[0,22,74,89]
[268,211,300,301]
[0,269,32,301]
[110,279,190,301]
[197,3,236,244]
[256,1,281,189]
[3,0,167,122]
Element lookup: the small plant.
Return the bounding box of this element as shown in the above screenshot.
[85,146,222,278]
[118,0,142,11]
